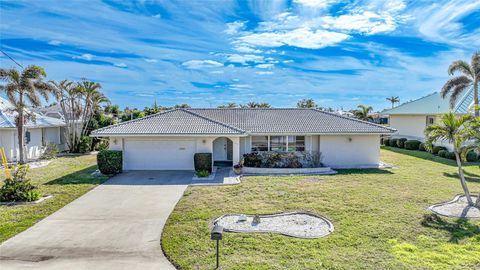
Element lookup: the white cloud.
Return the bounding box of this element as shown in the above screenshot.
[321,11,397,35]
[48,40,62,45]
[144,58,158,63]
[240,28,350,49]
[73,53,94,61]
[256,63,274,69]
[233,46,262,54]
[225,21,246,35]
[182,60,223,69]
[293,0,334,9]
[226,54,264,64]
[114,62,127,68]
[256,71,274,75]
[283,60,294,63]
[210,70,224,74]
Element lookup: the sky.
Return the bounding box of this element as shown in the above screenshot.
[0,0,479,111]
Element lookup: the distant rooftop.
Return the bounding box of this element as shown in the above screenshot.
[382,88,474,115]
[0,97,65,128]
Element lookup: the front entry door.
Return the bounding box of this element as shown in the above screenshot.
[213,138,227,161]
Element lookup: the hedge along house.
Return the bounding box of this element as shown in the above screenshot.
[0,97,67,161]
[91,108,395,170]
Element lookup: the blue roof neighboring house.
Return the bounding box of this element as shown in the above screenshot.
[382,87,474,115]
[0,97,65,128]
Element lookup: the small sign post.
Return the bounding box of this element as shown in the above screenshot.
[211,224,223,269]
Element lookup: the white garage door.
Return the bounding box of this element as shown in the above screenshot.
[124,139,196,170]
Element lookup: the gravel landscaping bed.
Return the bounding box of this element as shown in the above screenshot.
[214,212,334,238]
[429,194,480,218]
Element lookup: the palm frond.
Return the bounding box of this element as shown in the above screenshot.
[33,80,53,102]
[448,60,473,77]
[471,51,480,77]
[440,75,471,98]
[448,83,470,108]
[21,65,46,80]
[5,84,18,105]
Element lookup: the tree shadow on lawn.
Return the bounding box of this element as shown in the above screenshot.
[382,146,480,167]
[443,171,480,183]
[336,168,394,175]
[421,213,480,243]
[45,165,106,185]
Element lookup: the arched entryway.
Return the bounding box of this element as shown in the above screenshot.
[212,137,233,167]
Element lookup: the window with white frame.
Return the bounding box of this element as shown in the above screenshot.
[251,135,305,152]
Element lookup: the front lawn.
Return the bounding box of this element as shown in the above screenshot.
[162,149,480,270]
[0,155,107,243]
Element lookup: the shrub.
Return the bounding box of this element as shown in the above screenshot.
[445,151,456,160]
[432,146,447,155]
[0,164,42,202]
[384,138,390,146]
[466,150,479,162]
[404,140,421,150]
[193,153,212,173]
[438,150,448,158]
[78,136,92,153]
[40,142,59,160]
[195,169,210,177]
[397,138,407,148]
[97,150,123,175]
[243,152,262,167]
[97,139,109,151]
[418,143,427,151]
[390,138,399,148]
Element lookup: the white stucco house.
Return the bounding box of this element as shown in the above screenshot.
[381,89,474,140]
[0,97,66,161]
[91,108,395,170]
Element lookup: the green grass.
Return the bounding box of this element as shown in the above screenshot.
[162,149,480,270]
[0,155,107,243]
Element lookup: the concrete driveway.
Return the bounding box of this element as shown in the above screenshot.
[0,170,203,270]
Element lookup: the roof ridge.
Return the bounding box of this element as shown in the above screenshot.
[313,108,396,132]
[180,109,246,133]
[91,109,179,134]
[382,92,439,113]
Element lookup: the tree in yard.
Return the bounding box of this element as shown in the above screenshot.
[242,102,271,108]
[425,112,479,207]
[297,98,317,108]
[441,52,479,117]
[174,103,191,108]
[386,96,400,108]
[217,103,238,108]
[0,66,52,164]
[354,105,373,121]
[49,79,108,153]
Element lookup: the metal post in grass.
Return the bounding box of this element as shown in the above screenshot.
[211,224,223,269]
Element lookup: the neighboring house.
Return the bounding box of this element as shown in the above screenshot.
[381,89,474,142]
[0,97,67,161]
[91,108,395,170]
[33,104,64,120]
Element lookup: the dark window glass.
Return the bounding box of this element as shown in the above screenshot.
[270,136,286,151]
[251,136,268,151]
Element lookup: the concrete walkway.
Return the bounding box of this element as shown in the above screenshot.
[0,171,198,270]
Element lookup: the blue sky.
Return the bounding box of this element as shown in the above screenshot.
[0,0,479,111]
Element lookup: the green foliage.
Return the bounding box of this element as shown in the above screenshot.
[390,138,399,148]
[40,143,59,160]
[242,152,262,167]
[0,165,42,202]
[97,140,109,151]
[432,146,447,155]
[404,140,421,150]
[418,142,427,151]
[438,150,448,158]
[78,136,92,153]
[296,98,317,108]
[383,138,390,146]
[97,150,122,175]
[445,151,457,160]
[195,169,210,177]
[466,150,479,162]
[120,108,145,122]
[397,138,407,148]
[193,153,212,173]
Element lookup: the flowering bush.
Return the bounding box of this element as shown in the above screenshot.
[242,151,322,168]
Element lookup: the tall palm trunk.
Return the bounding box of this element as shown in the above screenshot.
[17,94,26,164]
[454,150,473,205]
[474,80,478,117]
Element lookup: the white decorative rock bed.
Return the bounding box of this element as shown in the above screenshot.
[214,212,334,238]
[242,167,337,175]
[429,195,480,219]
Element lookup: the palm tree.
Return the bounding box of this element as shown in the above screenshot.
[425,112,478,207]
[354,105,373,121]
[441,52,479,117]
[386,96,400,108]
[297,98,317,108]
[0,66,52,164]
[217,103,238,108]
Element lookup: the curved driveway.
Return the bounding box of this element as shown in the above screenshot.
[0,171,200,270]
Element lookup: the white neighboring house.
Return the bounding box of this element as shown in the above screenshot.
[0,97,67,161]
[381,88,474,150]
[91,108,395,170]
